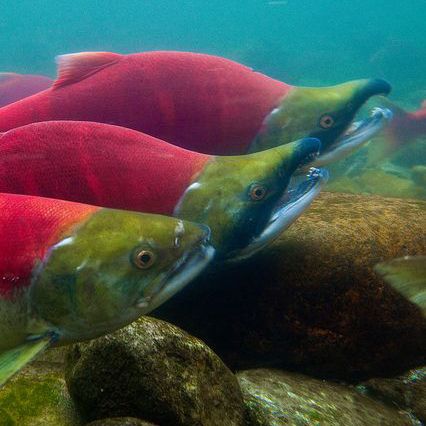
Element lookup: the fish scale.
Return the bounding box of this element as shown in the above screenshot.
[0,121,210,215]
[0,51,290,153]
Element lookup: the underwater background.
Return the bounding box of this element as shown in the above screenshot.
[0,2,425,425]
[1,0,425,98]
[2,0,425,199]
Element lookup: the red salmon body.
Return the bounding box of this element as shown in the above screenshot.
[399,102,426,140]
[0,52,291,154]
[385,99,426,149]
[0,193,98,298]
[0,121,211,214]
[0,73,52,108]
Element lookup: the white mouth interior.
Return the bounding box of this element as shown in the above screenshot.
[313,107,393,167]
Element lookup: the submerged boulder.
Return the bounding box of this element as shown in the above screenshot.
[65,317,244,426]
[154,192,426,380]
[86,418,157,426]
[358,366,426,423]
[237,369,416,425]
[327,168,426,199]
[0,362,80,426]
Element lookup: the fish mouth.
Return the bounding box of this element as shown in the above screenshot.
[312,107,393,167]
[138,236,215,313]
[232,167,328,261]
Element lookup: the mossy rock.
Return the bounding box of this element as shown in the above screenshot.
[238,369,416,426]
[327,168,425,199]
[65,317,244,425]
[86,418,157,426]
[412,165,426,188]
[358,366,426,423]
[36,346,68,365]
[154,192,426,380]
[0,362,80,426]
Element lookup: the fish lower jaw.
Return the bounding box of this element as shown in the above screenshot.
[229,168,327,262]
[314,107,393,167]
[146,243,215,313]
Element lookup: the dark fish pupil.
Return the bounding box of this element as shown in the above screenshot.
[140,253,151,264]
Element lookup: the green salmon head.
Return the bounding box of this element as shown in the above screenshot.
[250,79,392,166]
[30,210,214,343]
[175,137,327,261]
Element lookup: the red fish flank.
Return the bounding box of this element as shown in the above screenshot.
[0,193,98,298]
[0,52,292,154]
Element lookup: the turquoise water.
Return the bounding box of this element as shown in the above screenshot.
[2,0,426,102]
[1,1,426,198]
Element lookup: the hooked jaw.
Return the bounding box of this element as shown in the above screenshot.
[233,166,328,261]
[137,226,214,313]
[251,78,392,166]
[308,79,392,165]
[227,137,324,261]
[312,107,393,167]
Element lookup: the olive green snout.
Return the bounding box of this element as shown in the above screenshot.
[175,137,321,260]
[355,78,391,104]
[30,209,213,342]
[250,78,392,153]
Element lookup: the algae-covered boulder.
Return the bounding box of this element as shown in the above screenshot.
[36,346,68,365]
[86,418,157,426]
[0,362,80,426]
[237,369,416,426]
[65,317,244,426]
[412,165,426,188]
[358,366,426,423]
[154,192,426,380]
[327,168,426,199]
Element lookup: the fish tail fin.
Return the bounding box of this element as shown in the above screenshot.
[374,256,426,315]
[0,334,54,388]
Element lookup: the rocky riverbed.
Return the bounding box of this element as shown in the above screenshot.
[0,193,424,425]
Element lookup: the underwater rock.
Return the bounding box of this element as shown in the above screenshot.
[412,165,426,188]
[358,366,426,423]
[327,168,426,199]
[36,347,68,365]
[237,369,416,425]
[0,362,80,426]
[154,192,426,380]
[65,317,245,426]
[86,418,157,426]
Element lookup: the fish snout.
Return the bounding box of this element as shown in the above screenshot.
[291,137,322,169]
[358,79,392,103]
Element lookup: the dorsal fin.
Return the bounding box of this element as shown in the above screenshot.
[53,52,122,89]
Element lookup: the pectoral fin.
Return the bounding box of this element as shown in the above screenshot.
[0,334,55,388]
[375,256,426,315]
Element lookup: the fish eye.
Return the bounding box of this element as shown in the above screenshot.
[249,184,267,201]
[319,114,335,129]
[134,250,156,269]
